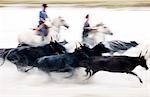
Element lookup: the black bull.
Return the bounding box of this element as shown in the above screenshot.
[0,41,67,71]
[79,55,149,83]
[25,48,89,75]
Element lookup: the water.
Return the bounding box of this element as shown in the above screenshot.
[0,6,150,97]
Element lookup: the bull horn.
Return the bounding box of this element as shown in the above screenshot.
[139,51,142,57]
[75,43,78,49]
[78,42,83,46]
[50,37,53,42]
[144,50,148,56]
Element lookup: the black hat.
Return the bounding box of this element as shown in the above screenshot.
[85,14,89,19]
[42,4,48,7]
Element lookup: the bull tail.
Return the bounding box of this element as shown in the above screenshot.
[0,58,5,66]
[0,48,15,66]
[0,50,10,66]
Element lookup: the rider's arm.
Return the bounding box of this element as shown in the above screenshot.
[39,11,48,23]
[40,18,46,23]
[39,11,46,23]
[84,27,91,29]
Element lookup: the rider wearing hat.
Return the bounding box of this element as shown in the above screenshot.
[36,4,49,40]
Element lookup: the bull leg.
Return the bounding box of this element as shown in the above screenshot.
[85,68,90,76]
[65,70,75,78]
[128,72,143,83]
[0,50,9,66]
[24,66,34,72]
[85,69,93,80]
[85,69,97,80]
[16,65,27,72]
[58,65,75,78]
[90,70,98,77]
[0,58,5,66]
[16,64,28,72]
[65,67,75,78]
[89,69,93,77]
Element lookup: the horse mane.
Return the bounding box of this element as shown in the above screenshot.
[95,22,104,27]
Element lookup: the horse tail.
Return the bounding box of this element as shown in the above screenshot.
[130,41,138,47]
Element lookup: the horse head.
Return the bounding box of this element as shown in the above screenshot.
[52,16,69,29]
[91,22,113,35]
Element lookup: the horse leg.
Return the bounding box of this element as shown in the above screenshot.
[128,72,143,83]
[41,35,44,41]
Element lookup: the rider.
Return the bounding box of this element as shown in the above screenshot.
[82,14,92,38]
[36,4,49,40]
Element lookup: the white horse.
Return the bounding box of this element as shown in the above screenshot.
[47,16,69,42]
[18,16,69,46]
[82,22,113,48]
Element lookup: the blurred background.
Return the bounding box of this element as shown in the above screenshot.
[0,0,150,7]
[0,1,150,97]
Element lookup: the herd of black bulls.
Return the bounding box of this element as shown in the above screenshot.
[0,40,149,83]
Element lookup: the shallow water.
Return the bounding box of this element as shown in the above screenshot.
[0,7,150,97]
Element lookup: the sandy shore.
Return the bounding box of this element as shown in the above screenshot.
[0,0,150,7]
